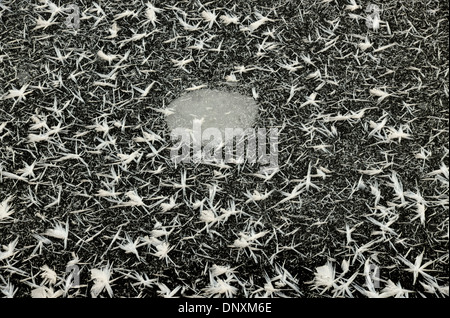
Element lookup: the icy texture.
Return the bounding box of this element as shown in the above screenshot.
[165,89,258,133]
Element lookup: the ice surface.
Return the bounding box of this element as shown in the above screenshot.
[165,89,259,133]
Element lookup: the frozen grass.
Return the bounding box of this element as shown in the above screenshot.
[0,0,448,298]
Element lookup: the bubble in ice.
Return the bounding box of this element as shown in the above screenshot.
[165,89,259,134]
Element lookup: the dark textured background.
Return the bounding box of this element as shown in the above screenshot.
[0,0,448,297]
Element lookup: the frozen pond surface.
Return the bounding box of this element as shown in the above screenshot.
[165,89,259,134]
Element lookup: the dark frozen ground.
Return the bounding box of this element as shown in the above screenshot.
[0,0,448,297]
